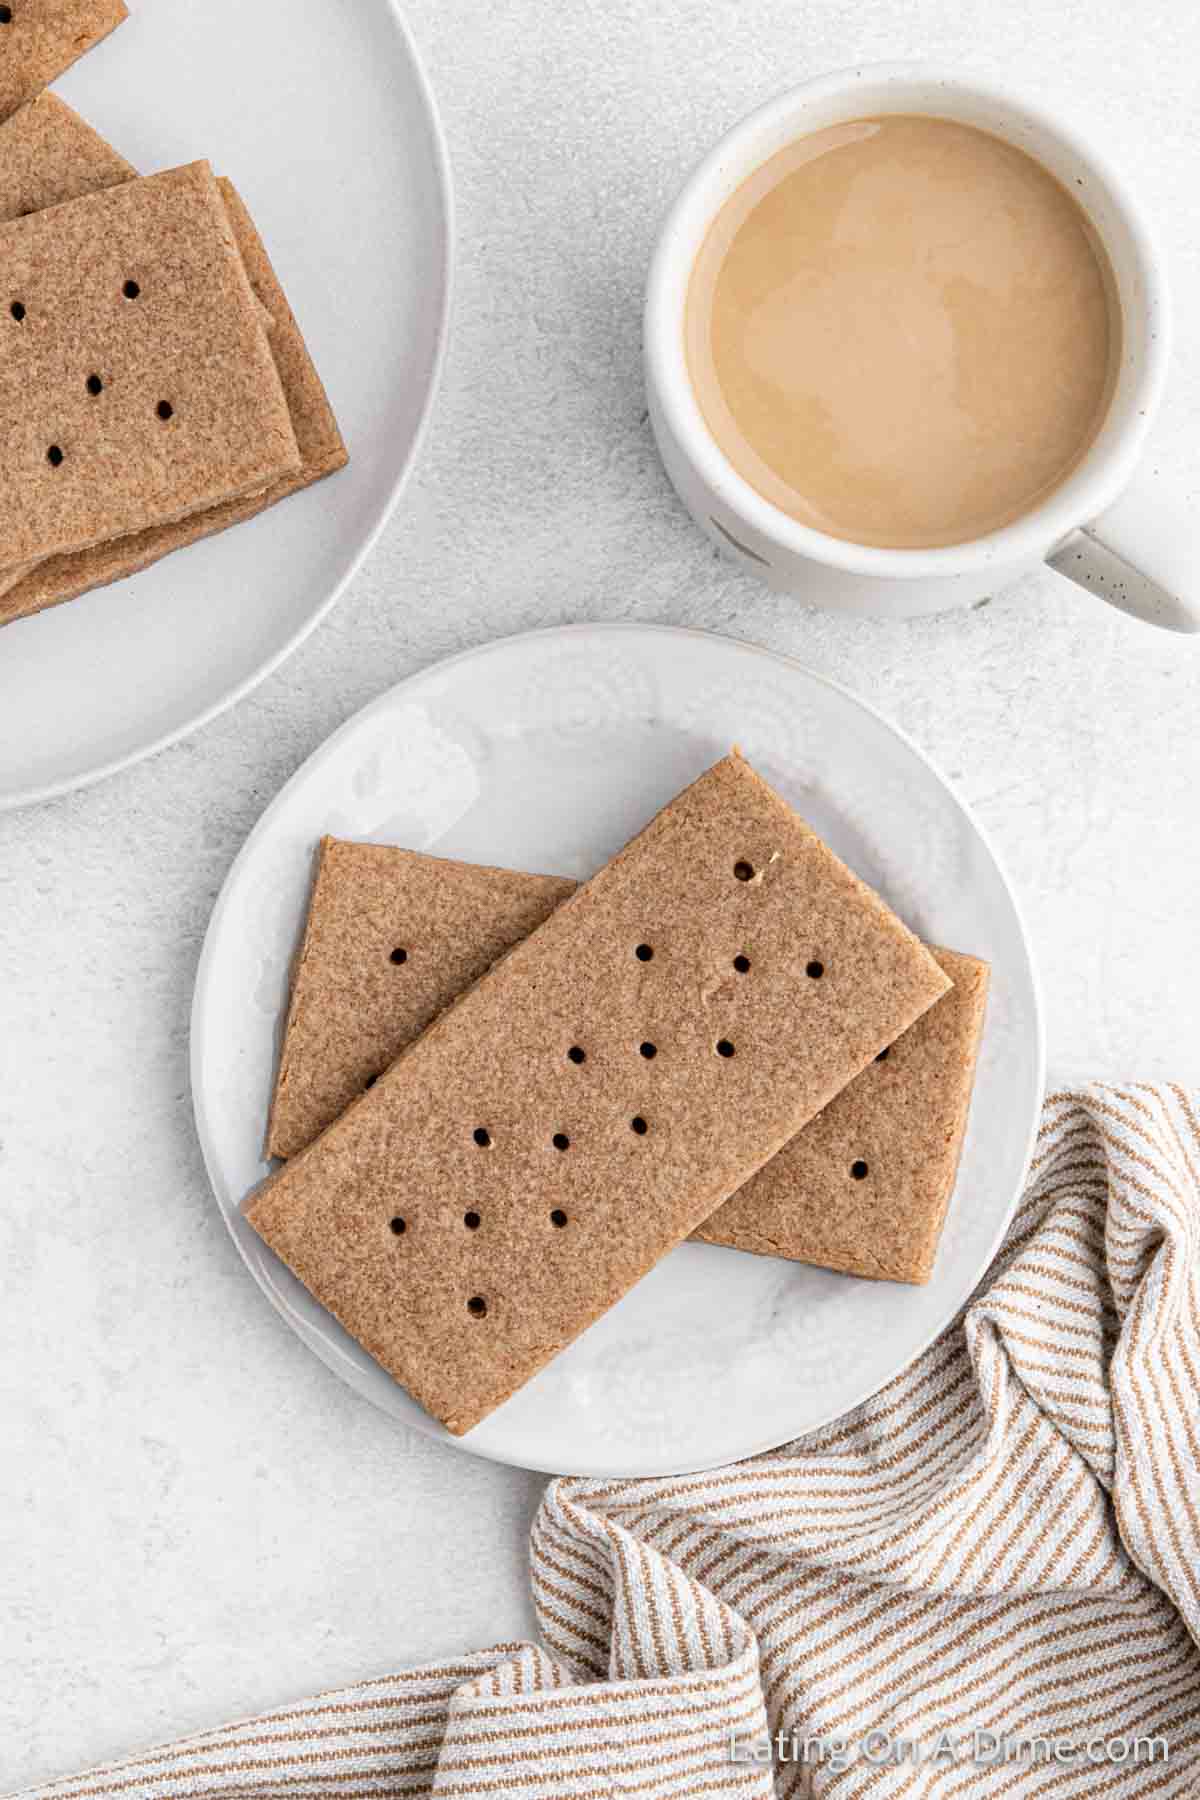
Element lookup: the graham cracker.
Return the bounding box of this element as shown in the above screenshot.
[0,160,300,568]
[0,100,345,621]
[695,947,990,1283]
[0,0,128,125]
[268,847,989,1285]
[247,752,950,1434]
[0,180,348,624]
[268,841,577,1162]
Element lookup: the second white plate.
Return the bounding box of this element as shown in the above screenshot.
[0,0,451,809]
[192,623,1044,1476]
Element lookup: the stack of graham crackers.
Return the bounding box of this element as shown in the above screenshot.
[0,8,346,627]
[249,752,989,1436]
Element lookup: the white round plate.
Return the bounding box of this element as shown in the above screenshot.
[192,624,1044,1477]
[0,0,451,811]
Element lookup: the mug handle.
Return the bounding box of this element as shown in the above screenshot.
[1046,467,1200,633]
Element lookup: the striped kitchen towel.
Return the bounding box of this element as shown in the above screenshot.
[10,1085,1200,1799]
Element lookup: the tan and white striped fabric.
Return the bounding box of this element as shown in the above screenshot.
[12,1086,1200,1800]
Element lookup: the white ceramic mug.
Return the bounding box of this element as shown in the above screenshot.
[645,64,1199,630]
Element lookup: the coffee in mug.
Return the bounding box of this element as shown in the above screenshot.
[685,115,1121,549]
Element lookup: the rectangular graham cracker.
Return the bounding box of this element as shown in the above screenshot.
[0,100,346,623]
[268,845,989,1284]
[0,160,300,568]
[247,752,951,1434]
[0,0,128,125]
[696,947,989,1283]
[0,190,348,623]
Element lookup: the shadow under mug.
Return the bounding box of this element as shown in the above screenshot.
[645,63,1198,632]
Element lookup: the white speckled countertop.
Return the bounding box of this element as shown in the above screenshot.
[3,0,1199,1785]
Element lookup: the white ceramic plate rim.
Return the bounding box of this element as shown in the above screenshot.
[1,1,454,815]
[191,622,1046,1476]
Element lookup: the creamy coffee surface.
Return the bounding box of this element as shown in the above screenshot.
[686,116,1119,548]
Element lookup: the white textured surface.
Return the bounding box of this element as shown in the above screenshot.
[2,0,1200,1786]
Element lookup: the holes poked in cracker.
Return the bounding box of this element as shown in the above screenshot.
[10,301,25,322]
[716,1039,736,1059]
[86,375,104,397]
[806,959,825,980]
[567,1045,586,1065]
[734,851,781,887]
[122,279,141,301]
[631,1115,649,1136]
[473,1127,492,1148]
[550,1209,569,1229]
[46,445,64,468]
[733,954,751,974]
[639,1041,657,1060]
[389,947,408,966]
[0,8,13,24]
[850,1160,870,1181]
[634,942,654,962]
[389,1216,406,1236]
[464,1211,481,1231]
[156,400,175,422]
[466,1296,488,1318]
